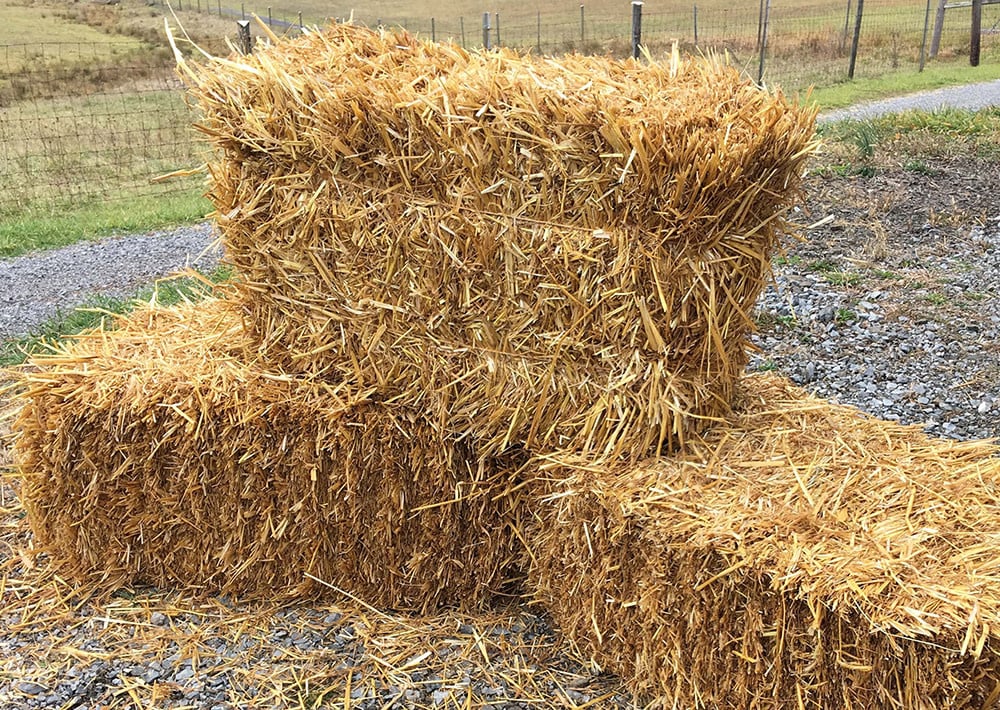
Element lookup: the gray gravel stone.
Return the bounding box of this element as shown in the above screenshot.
[14,682,46,696]
[0,223,221,341]
[820,79,1000,123]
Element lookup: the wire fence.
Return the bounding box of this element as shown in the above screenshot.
[1,1,998,215]
[0,42,204,215]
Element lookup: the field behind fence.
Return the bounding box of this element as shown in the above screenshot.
[1,0,998,217]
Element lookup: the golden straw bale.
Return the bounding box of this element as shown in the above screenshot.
[12,299,525,611]
[527,372,1000,708]
[180,25,817,462]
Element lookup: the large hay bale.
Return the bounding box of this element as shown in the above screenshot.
[13,299,525,611]
[527,373,1000,708]
[181,25,817,461]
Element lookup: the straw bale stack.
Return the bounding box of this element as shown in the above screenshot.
[13,299,526,610]
[181,24,817,461]
[527,372,1000,708]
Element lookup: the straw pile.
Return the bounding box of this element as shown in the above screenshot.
[13,299,525,611]
[527,372,1000,708]
[181,24,817,460]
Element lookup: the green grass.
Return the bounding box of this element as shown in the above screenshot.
[0,266,231,367]
[0,190,209,258]
[817,106,1000,163]
[0,87,204,216]
[811,61,1000,110]
[824,271,863,286]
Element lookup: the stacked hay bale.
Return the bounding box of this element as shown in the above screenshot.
[11,26,817,609]
[182,25,817,461]
[15,300,525,611]
[527,373,1000,707]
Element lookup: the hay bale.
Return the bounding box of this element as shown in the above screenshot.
[181,25,817,462]
[527,372,1000,708]
[12,299,525,611]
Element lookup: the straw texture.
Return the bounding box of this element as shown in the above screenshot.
[527,372,1000,708]
[182,24,817,461]
[12,299,525,611]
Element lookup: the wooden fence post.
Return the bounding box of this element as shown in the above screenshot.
[237,20,252,54]
[930,0,946,57]
[848,0,864,78]
[971,0,982,65]
[631,0,643,59]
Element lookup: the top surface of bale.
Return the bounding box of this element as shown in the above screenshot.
[187,26,815,239]
[182,26,817,461]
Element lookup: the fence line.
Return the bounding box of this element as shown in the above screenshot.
[1,2,998,215]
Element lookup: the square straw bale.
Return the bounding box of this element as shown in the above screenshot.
[179,24,818,463]
[11,299,526,611]
[526,372,1000,708]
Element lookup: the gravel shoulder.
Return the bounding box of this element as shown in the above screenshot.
[0,224,222,341]
[820,78,1000,122]
[752,155,1000,442]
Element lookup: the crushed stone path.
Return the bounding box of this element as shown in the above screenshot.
[820,77,1000,122]
[0,224,221,341]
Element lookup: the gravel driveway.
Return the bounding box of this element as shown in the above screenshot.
[820,77,1000,121]
[0,224,222,341]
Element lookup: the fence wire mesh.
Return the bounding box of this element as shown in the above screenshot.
[0,42,204,215]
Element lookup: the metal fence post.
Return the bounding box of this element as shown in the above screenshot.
[495,12,501,45]
[431,17,436,42]
[482,12,491,49]
[631,1,643,59]
[580,4,585,43]
[461,16,466,47]
[919,0,931,70]
[758,0,771,82]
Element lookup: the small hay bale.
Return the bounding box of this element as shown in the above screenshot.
[181,25,818,462]
[527,372,1000,708]
[12,299,525,611]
